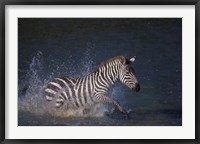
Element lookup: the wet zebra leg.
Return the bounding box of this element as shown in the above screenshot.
[55,94,67,108]
[55,98,64,108]
[113,101,129,119]
[94,95,129,118]
[110,106,116,114]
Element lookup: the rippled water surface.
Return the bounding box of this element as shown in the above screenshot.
[18,18,182,126]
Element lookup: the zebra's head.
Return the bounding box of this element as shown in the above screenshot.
[119,56,140,92]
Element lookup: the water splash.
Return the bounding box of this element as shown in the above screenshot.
[80,43,96,74]
[18,51,46,114]
[18,49,108,119]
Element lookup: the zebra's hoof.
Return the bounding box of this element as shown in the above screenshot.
[124,113,130,119]
[127,109,132,114]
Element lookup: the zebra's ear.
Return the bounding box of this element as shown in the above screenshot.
[130,56,136,63]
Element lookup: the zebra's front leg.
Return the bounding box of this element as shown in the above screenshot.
[94,94,129,118]
[110,106,116,114]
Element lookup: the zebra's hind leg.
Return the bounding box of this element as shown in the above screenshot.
[94,95,129,119]
[55,98,64,108]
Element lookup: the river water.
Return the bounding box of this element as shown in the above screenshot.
[18,18,182,126]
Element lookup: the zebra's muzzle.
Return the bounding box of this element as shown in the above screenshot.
[133,83,140,92]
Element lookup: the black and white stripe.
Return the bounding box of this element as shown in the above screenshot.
[44,56,140,117]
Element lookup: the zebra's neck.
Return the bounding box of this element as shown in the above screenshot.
[94,64,120,88]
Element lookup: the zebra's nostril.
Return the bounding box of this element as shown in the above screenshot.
[135,83,140,92]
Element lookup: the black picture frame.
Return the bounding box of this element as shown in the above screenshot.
[0,0,199,143]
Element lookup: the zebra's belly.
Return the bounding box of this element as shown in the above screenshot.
[67,93,95,109]
[66,100,95,109]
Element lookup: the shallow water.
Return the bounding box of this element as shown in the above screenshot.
[18,18,182,126]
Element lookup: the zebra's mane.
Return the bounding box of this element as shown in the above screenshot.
[96,56,126,71]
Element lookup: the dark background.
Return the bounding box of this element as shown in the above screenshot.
[18,18,182,126]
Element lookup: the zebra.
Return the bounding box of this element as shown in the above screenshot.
[44,56,140,118]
